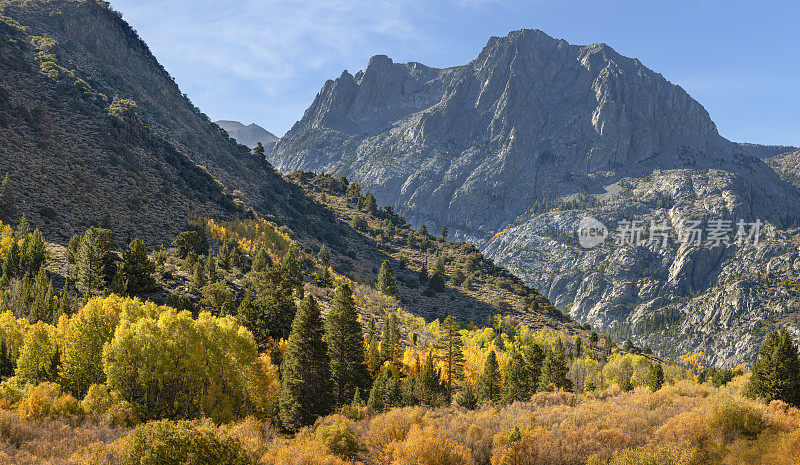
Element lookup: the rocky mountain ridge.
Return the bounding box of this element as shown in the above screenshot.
[270,28,800,365]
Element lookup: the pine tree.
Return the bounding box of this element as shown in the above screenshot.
[367,368,401,412]
[523,343,545,393]
[381,312,401,363]
[20,229,46,277]
[415,350,443,406]
[279,295,333,431]
[121,238,155,294]
[365,317,381,376]
[75,227,117,296]
[539,339,573,392]
[454,381,477,410]
[477,350,501,404]
[325,284,371,406]
[649,364,665,392]
[418,261,428,284]
[364,193,377,214]
[317,244,330,265]
[251,246,272,273]
[502,350,531,404]
[747,328,800,406]
[0,339,13,378]
[57,289,74,319]
[437,315,464,402]
[253,142,265,158]
[377,260,398,296]
[441,226,448,240]
[30,264,55,324]
[280,247,303,298]
[205,252,218,283]
[191,261,206,290]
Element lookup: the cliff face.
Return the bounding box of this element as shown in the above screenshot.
[271,29,800,365]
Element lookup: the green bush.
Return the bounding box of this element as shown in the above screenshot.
[119,420,257,465]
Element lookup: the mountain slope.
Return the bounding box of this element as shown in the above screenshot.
[0,1,245,243]
[270,28,800,365]
[215,120,278,151]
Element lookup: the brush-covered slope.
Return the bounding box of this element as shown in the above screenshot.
[0,0,306,243]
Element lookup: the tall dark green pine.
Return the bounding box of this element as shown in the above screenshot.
[523,343,545,393]
[279,295,333,431]
[377,261,398,297]
[649,364,665,392]
[415,350,443,406]
[437,315,464,402]
[280,247,303,298]
[205,252,218,283]
[477,350,501,404]
[365,317,381,376]
[747,328,800,406]
[0,339,13,378]
[325,284,371,406]
[364,193,377,214]
[539,338,573,392]
[381,312,401,363]
[502,350,531,404]
[121,238,156,294]
[30,264,54,324]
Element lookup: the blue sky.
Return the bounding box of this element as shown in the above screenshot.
[110,0,799,145]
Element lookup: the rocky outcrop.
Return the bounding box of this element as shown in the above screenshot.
[271,28,800,365]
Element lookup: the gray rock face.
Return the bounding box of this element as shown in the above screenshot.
[271,29,800,365]
[215,120,279,151]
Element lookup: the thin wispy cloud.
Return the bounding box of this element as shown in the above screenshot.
[110,0,800,145]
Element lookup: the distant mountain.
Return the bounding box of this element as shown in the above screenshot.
[270,28,800,365]
[215,120,278,151]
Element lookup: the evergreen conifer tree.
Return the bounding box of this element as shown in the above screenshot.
[477,350,501,404]
[121,238,155,294]
[325,284,370,406]
[279,295,333,431]
[415,350,443,406]
[377,260,398,296]
[502,350,531,404]
[205,252,218,283]
[381,312,401,363]
[649,364,665,392]
[0,339,13,378]
[437,316,464,402]
[747,328,800,406]
[539,339,573,392]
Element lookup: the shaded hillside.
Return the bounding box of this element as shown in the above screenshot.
[0,0,311,243]
[0,4,243,244]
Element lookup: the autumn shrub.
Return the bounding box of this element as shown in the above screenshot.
[594,444,701,465]
[386,424,474,465]
[0,376,28,408]
[17,382,82,421]
[315,414,362,460]
[118,420,257,465]
[362,406,424,462]
[490,425,558,465]
[261,436,352,465]
[81,383,138,427]
[707,394,765,441]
